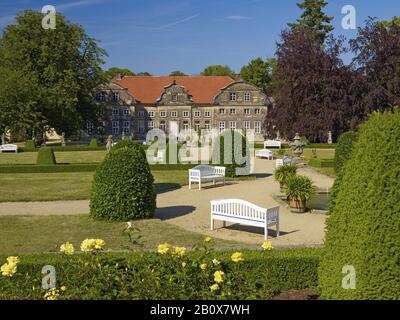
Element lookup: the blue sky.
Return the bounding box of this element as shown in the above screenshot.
[1,0,399,75]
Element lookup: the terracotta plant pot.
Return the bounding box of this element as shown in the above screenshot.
[288,198,307,213]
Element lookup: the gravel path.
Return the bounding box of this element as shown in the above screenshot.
[0,158,334,246]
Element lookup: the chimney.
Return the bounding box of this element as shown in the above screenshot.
[115,73,122,81]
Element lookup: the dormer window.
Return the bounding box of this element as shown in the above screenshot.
[244,92,251,101]
[172,94,178,102]
[96,92,106,102]
[229,92,236,101]
[112,92,119,101]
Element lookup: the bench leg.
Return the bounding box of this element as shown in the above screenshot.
[199,180,201,190]
[213,179,216,185]
[276,222,280,237]
[210,217,214,231]
[223,220,226,228]
[264,225,268,240]
[189,180,192,190]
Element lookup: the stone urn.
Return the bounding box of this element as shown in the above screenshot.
[289,133,305,167]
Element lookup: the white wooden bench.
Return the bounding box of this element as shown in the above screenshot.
[256,149,274,160]
[210,199,280,240]
[264,140,282,149]
[189,165,226,190]
[0,144,18,153]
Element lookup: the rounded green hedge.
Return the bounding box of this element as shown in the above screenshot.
[212,130,251,178]
[24,140,36,151]
[319,109,400,300]
[90,144,156,221]
[36,147,56,165]
[334,131,359,174]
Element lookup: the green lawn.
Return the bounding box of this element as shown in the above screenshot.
[0,151,107,165]
[0,170,188,202]
[0,215,246,255]
[271,148,335,160]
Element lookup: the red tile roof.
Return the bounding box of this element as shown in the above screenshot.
[112,76,234,104]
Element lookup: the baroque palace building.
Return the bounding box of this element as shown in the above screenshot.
[89,75,272,142]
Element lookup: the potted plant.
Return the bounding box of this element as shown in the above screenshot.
[274,164,297,192]
[285,175,315,213]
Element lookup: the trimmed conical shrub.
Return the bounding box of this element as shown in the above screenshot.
[89,138,98,148]
[90,144,156,221]
[36,147,56,165]
[319,109,400,300]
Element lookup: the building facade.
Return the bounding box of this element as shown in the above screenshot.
[88,76,271,142]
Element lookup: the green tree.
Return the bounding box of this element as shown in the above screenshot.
[288,0,334,43]
[0,10,107,139]
[169,70,187,76]
[240,57,277,94]
[104,67,135,79]
[136,72,152,76]
[201,65,236,79]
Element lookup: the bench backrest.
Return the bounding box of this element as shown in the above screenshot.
[190,165,225,177]
[0,144,18,151]
[264,140,281,148]
[211,199,279,223]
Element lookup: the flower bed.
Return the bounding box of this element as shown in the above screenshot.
[0,237,321,300]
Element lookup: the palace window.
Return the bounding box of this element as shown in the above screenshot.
[112,108,119,116]
[123,121,130,134]
[159,120,166,132]
[254,121,261,134]
[194,121,200,131]
[160,111,167,118]
[112,121,119,135]
[123,108,130,116]
[230,108,236,115]
[182,121,190,131]
[138,120,145,133]
[244,121,251,130]
[148,120,154,129]
[244,92,251,102]
[137,110,145,118]
[194,111,201,118]
[230,121,236,130]
[171,94,178,102]
[86,122,94,135]
[219,121,225,133]
[219,108,225,115]
[183,111,190,118]
[204,111,211,118]
[171,111,178,118]
[229,92,236,101]
[255,108,261,115]
[96,92,106,102]
[204,120,211,130]
[148,111,155,118]
[244,108,251,115]
[112,92,119,101]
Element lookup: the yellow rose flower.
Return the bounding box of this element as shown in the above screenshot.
[44,288,60,300]
[60,242,74,255]
[214,270,225,283]
[200,263,207,270]
[7,256,20,264]
[80,239,95,252]
[212,258,220,266]
[172,246,186,257]
[157,242,170,255]
[210,283,219,291]
[60,286,67,292]
[231,252,244,263]
[181,262,187,268]
[262,241,273,251]
[1,262,17,277]
[94,239,105,250]
[204,236,212,243]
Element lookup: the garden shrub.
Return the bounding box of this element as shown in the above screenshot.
[334,131,359,174]
[24,140,36,151]
[112,140,142,152]
[90,144,156,221]
[36,147,56,166]
[89,138,98,148]
[212,130,251,178]
[0,247,321,300]
[319,109,400,300]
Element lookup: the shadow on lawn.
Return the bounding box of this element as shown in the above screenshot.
[155,183,182,194]
[221,224,299,238]
[155,205,196,220]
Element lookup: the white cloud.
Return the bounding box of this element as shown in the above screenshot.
[225,15,251,20]
[57,0,107,11]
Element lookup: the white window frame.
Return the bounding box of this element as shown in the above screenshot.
[137,110,145,118]
[219,108,225,115]
[194,111,201,118]
[204,111,211,118]
[123,121,130,134]
[244,121,251,130]
[86,122,94,135]
[204,120,211,130]
[112,107,119,116]
[219,121,225,133]
[254,121,261,134]
[183,111,190,118]
[255,108,261,115]
[230,108,236,115]
[159,120,166,132]
[229,121,236,130]
[148,111,155,118]
[171,94,178,102]
[182,121,190,131]
[138,120,145,133]
[148,120,154,129]
[160,111,167,118]
[171,111,178,118]
[112,92,119,101]
[97,92,106,102]
[112,121,119,135]
[229,92,236,101]
[194,121,200,131]
[244,92,251,102]
[244,108,251,115]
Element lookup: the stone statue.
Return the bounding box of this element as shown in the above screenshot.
[328,131,333,145]
[106,135,113,152]
[289,133,306,167]
[61,132,66,147]
[122,131,126,140]
[1,133,5,145]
